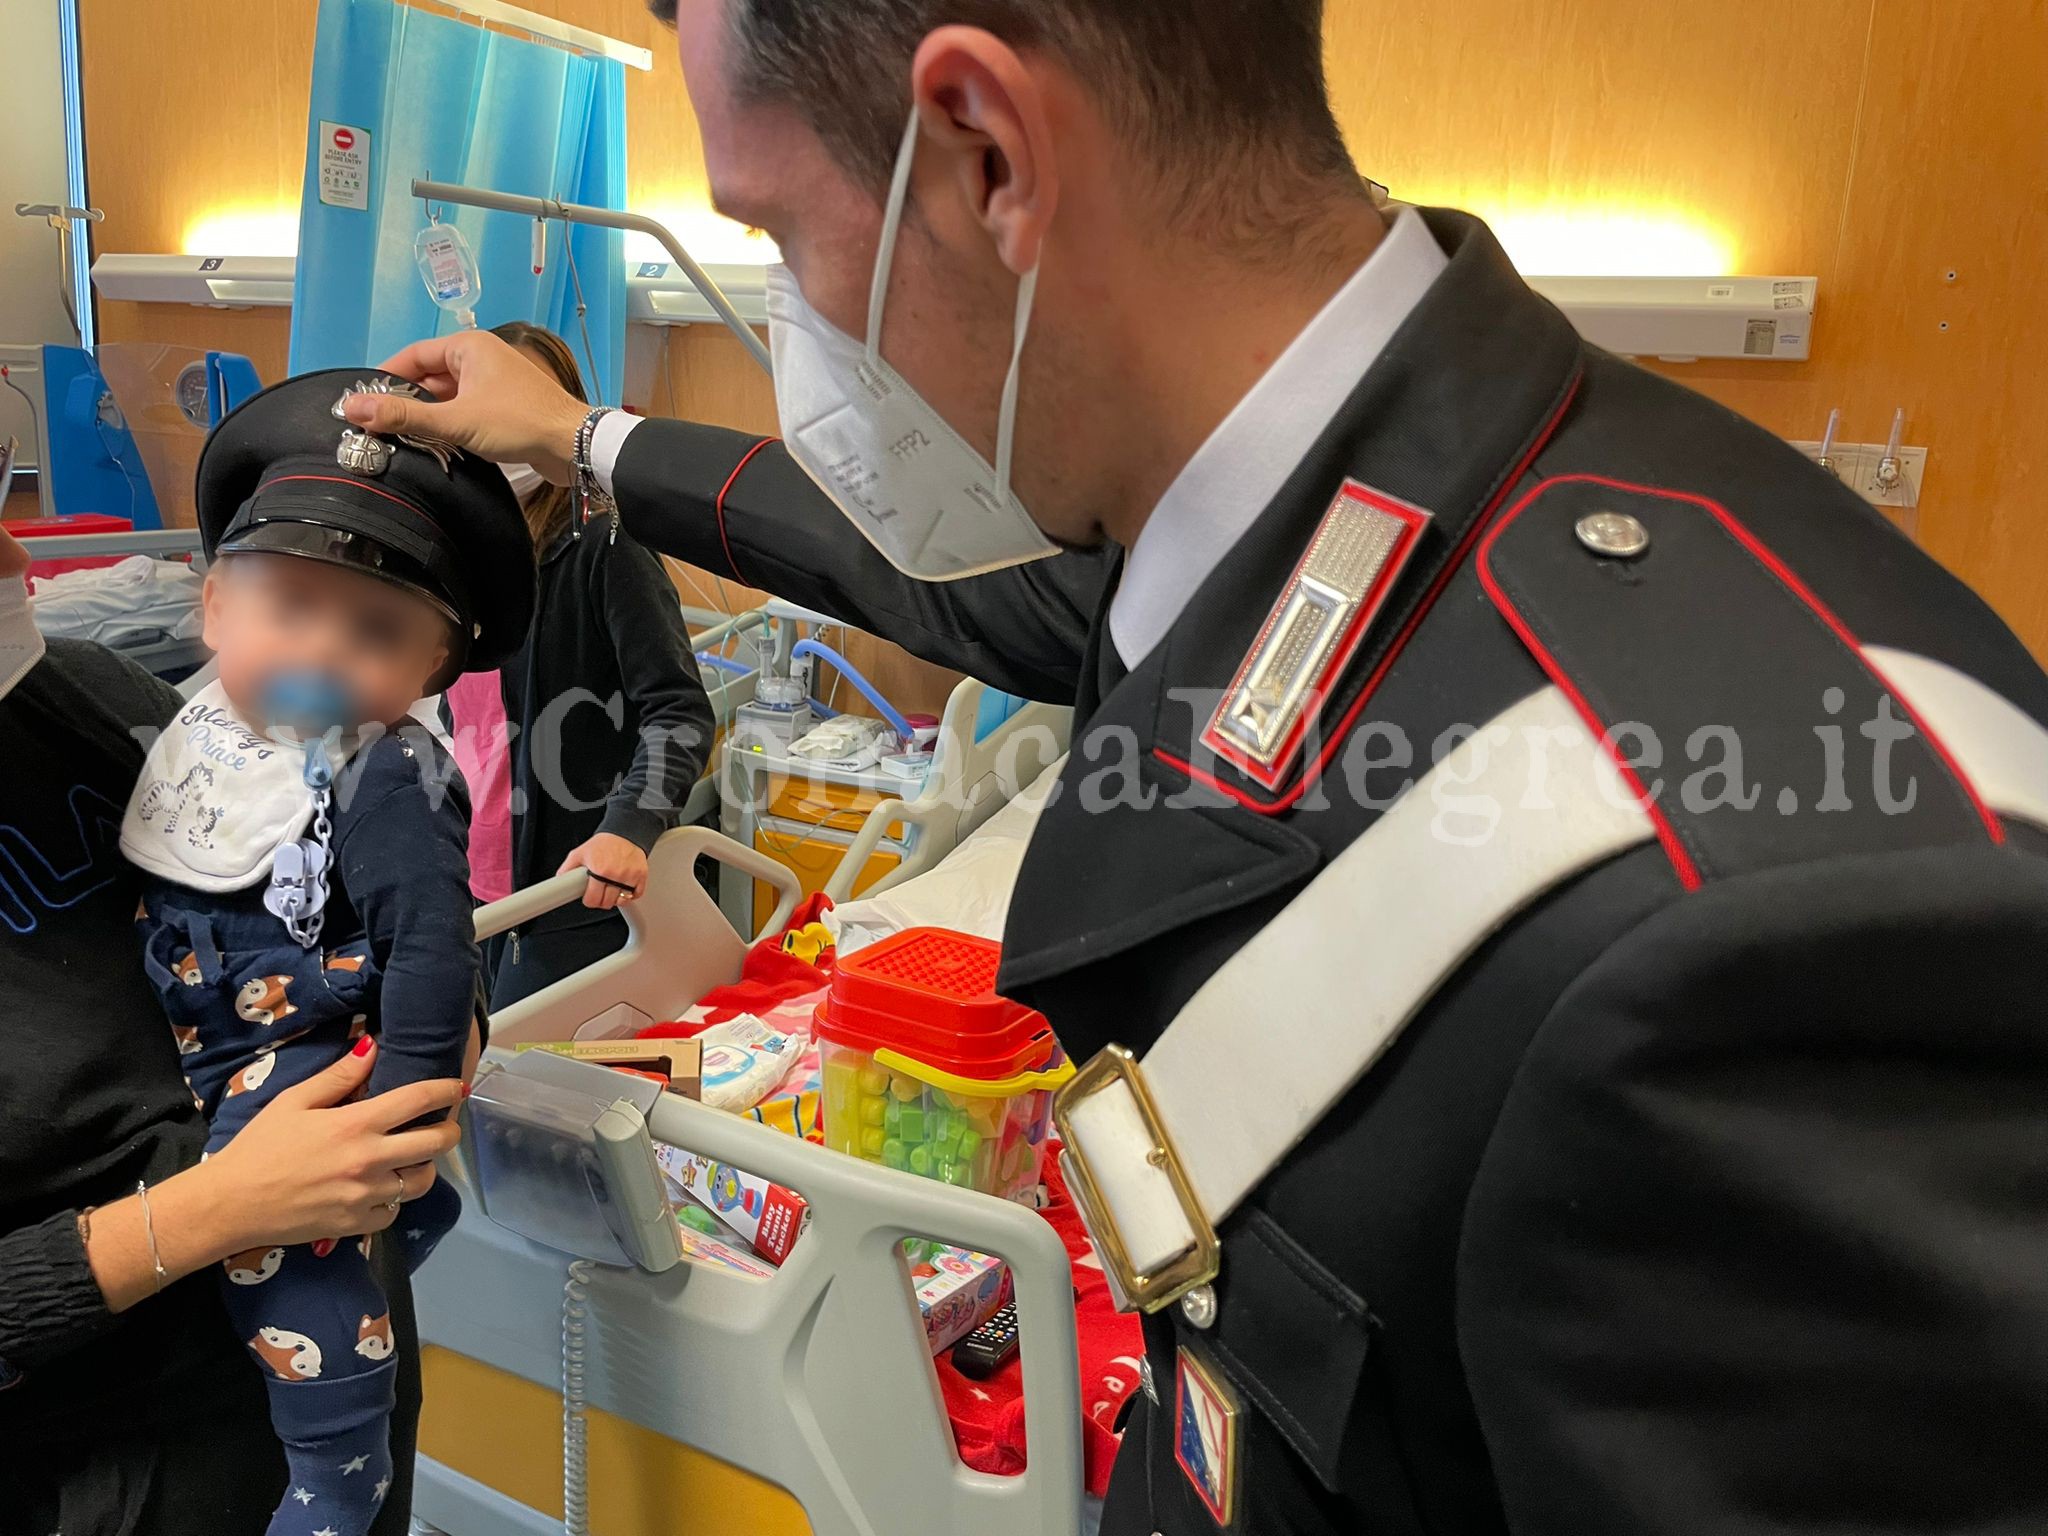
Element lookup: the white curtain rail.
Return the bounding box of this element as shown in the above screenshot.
[411,0,653,71]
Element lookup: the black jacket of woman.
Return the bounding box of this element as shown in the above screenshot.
[488,523,715,1008]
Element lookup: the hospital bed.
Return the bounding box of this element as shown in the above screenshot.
[414,823,1086,1536]
[822,680,1070,907]
[21,526,211,682]
[722,670,1071,937]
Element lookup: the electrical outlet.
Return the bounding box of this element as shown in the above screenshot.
[1788,440,1930,510]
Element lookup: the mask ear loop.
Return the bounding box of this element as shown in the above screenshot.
[993,265,1038,505]
[870,109,1042,511]
[866,111,923,359]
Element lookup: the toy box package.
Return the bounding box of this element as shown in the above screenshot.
[906,1241,1013,1355]
[656,1143,811,1265]
[513,1038,702,1098]
[676,1221,779,1279]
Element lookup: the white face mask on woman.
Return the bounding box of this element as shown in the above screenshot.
[764,111,1057,584]
[0,570,45,702]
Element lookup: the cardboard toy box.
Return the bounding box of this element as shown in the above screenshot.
[676,1222,779,1279]
[655,1143,811,1265]
[513,1038,703,1098]
[909,1243,1013,1356]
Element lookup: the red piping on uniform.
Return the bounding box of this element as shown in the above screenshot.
[1154,372,1582,814]
[256,474,440,527]
[1474,483,1704,891]
[1494,473,2005,848]
[714,438,779,587]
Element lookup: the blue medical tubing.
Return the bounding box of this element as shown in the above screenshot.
[787,640,915,743]
[694,651,753,677]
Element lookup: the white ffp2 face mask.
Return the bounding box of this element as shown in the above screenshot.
[765,112,1057,583]
[0,572,45,702]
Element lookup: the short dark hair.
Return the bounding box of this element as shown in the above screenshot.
[652,0,1356,213]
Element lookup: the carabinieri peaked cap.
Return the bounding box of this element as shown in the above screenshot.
[195,366,537,683]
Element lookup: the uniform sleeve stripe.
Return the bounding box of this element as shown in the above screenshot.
[713,437,780,588]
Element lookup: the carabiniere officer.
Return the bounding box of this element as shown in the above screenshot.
[343,1,2048,1531]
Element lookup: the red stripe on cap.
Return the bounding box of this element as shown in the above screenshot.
[253,474,447,535]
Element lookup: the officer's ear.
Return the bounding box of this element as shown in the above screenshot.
[911,26,1059,277]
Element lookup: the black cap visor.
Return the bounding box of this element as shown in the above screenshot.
[217,475,478,636]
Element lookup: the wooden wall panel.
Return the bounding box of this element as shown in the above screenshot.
[1325,0,1875,279]
[1658,0,2048,654]
[75,0,2048,669]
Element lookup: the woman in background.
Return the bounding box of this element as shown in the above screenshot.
[454,322,715,1009]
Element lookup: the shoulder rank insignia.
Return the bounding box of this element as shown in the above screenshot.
[330,378,463,476]
[1203,479,1430,790]
[1175,1345,1241,1527]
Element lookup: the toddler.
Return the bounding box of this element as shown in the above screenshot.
[121,369,534,1536]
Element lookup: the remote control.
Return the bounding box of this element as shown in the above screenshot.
[951,1301,1020,1378]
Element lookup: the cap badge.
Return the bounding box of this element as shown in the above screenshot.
[330,378,465,476]
[335,427,393,477]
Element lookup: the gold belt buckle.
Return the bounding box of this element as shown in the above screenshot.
[1053,1044,1221,1314]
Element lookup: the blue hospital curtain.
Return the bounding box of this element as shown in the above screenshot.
[290,0,627,403]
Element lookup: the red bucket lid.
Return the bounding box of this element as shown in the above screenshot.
[814,927,1055,1082]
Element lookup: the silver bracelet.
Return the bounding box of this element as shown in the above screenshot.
[572,405,620,541]
[134,1180,169,1294]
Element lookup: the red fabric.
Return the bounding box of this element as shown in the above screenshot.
[644,900,1143,1495]
[640,892,839,1036]
[932,1144,1143,1497]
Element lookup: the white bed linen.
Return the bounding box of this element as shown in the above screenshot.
[828,755,1066,951]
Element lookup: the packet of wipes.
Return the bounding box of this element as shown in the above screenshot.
[696,1013,807,1112]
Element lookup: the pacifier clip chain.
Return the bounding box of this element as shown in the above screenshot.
[265,734,338,948]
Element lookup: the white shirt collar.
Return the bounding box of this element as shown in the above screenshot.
[1108,208,1449,669]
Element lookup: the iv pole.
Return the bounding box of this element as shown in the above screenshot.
[410,177,774,377]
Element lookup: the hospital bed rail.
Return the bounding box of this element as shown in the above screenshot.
[23,526,211,681]
[10,526,204,561]
[416,826,1086,1536]
[824,679,1071,904]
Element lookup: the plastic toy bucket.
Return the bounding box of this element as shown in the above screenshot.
[815,928,1073,1201]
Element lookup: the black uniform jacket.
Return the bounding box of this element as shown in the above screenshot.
[611,209,2048,1535]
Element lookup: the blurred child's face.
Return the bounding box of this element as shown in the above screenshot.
[202,554,453,729]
